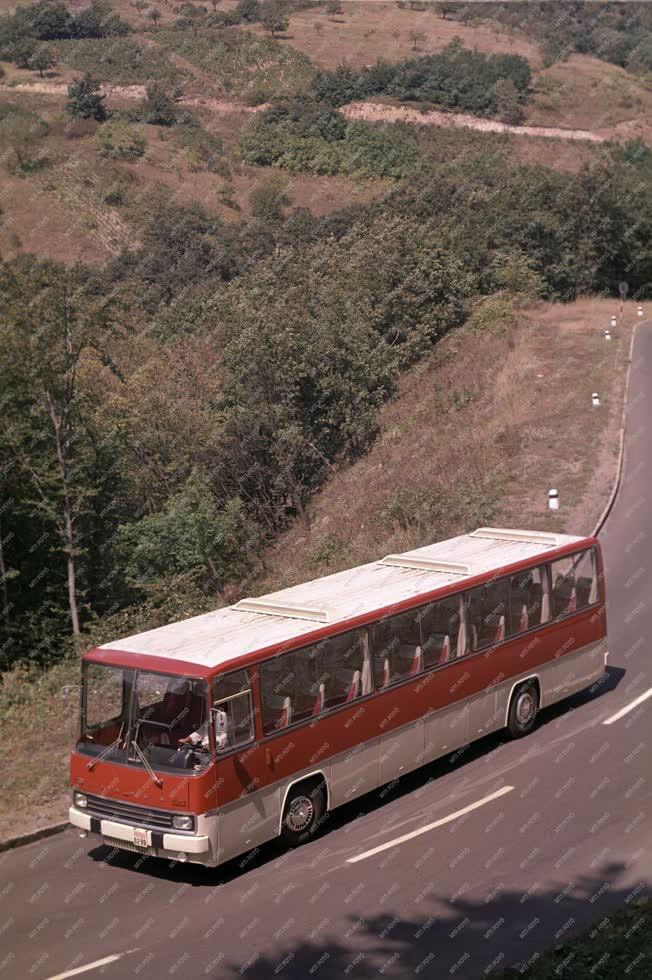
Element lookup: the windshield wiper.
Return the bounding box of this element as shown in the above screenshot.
[131,738,163,788]
[87,724,125,771]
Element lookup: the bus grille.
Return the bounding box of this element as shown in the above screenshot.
[85,794,175,829]
[102,836,155,855]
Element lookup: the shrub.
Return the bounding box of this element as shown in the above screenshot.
[63,116,99,138]
[249,176,289,219]
[309,40,532,117]
[95,119,145,159]
[136,81,188,125]
[66,73,106,120]
[55,37,183,86]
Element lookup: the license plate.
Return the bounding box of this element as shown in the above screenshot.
[133,827,148,848]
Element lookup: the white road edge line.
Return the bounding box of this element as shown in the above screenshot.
[346,785,514,865]
[45,950,139,980]
[603,688,652,725]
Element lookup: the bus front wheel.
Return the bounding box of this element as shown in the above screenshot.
[507,681,539,737]
[281,781,326,845]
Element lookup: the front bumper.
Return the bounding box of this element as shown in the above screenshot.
[69,805,210,856]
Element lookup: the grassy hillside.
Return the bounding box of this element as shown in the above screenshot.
[253,297,633,595]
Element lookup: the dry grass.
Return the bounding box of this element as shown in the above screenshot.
[255,297,634,593]
[251,0,540,71]
[526,54,652,145]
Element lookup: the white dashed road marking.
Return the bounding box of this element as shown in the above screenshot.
[603,687,652,725]
[346,785,514,864]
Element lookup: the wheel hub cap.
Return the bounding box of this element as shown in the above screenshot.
[516,692,535,725]
[286,796,314,832]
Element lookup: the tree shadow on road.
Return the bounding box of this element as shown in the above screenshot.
[211,861,647,980]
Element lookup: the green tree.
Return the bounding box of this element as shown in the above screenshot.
[146,5,161,28]
[66,73,106,121]
[28,43,57,76]
[0,260,113,638]
[235,0,260,23]
[259,0,289,35]
[12,37,38,68]
[117,473,248,589]
[408,29,426,51]
[137,81,180,125]
[325,0,342,20]
[627,38,652,73]
[493,77,523,125]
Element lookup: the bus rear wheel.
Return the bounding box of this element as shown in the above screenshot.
[507,681,539,737]
[281,781,326,846]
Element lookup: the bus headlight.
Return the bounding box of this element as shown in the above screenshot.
[172,815,195,832]
[74,792,88,809]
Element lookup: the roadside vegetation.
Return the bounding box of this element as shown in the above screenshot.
[498,896,651,979]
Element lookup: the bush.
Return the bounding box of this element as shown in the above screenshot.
[249,176,289,219]
[136,81,189,125]
[155,27,314,102]
[308,40,532,117]
[66,73,106,120]
[240,104,419,179]
[55,37,183,86]
[95,119,145,159]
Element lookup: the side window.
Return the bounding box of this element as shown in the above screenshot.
[551,549,597,618]
[371,608,423,688]
[508,565,550,634]
[573,548,598,608]
[259,648,319,734]
[315,629,368,711]
[421,595,464,669]
[212,669,254,752]
[467,578,510,651]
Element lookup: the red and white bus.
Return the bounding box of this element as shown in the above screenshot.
[69,526,608,867]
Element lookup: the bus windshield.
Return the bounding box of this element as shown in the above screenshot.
[80,662,211,773]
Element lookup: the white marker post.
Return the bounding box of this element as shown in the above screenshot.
[604,328,612,341]
[610,315,617,328]
[638,305,644,318]
[592,392,600,407]
[548,488,559,511]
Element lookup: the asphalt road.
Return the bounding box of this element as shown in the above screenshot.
[1,322,651,980]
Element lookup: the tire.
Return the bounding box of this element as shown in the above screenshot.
[281,781,326,846]
[507,681,539,738]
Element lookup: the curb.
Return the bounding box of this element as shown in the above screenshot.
[592,320,639,538]
[0,820,69,855]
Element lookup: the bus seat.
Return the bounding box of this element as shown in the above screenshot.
[383,657,391,688]
[408,645,423,676]
[566,588,577,615]
[576,576,593,607]
[361,651,373,696]
[519,604,529,632]
[494,615,505,643]
[346,670,360,702]
[278,697,292,729]
[529,582,543,625]
[312,683,325,716]
[470,623,478,651]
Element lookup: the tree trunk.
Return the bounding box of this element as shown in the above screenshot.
[0,513,9,625]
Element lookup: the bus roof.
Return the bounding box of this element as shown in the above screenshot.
[96,527,590,672]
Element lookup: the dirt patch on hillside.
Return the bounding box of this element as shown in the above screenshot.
[343,100,606,143]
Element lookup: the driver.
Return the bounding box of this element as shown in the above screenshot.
[179,705,229,751]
